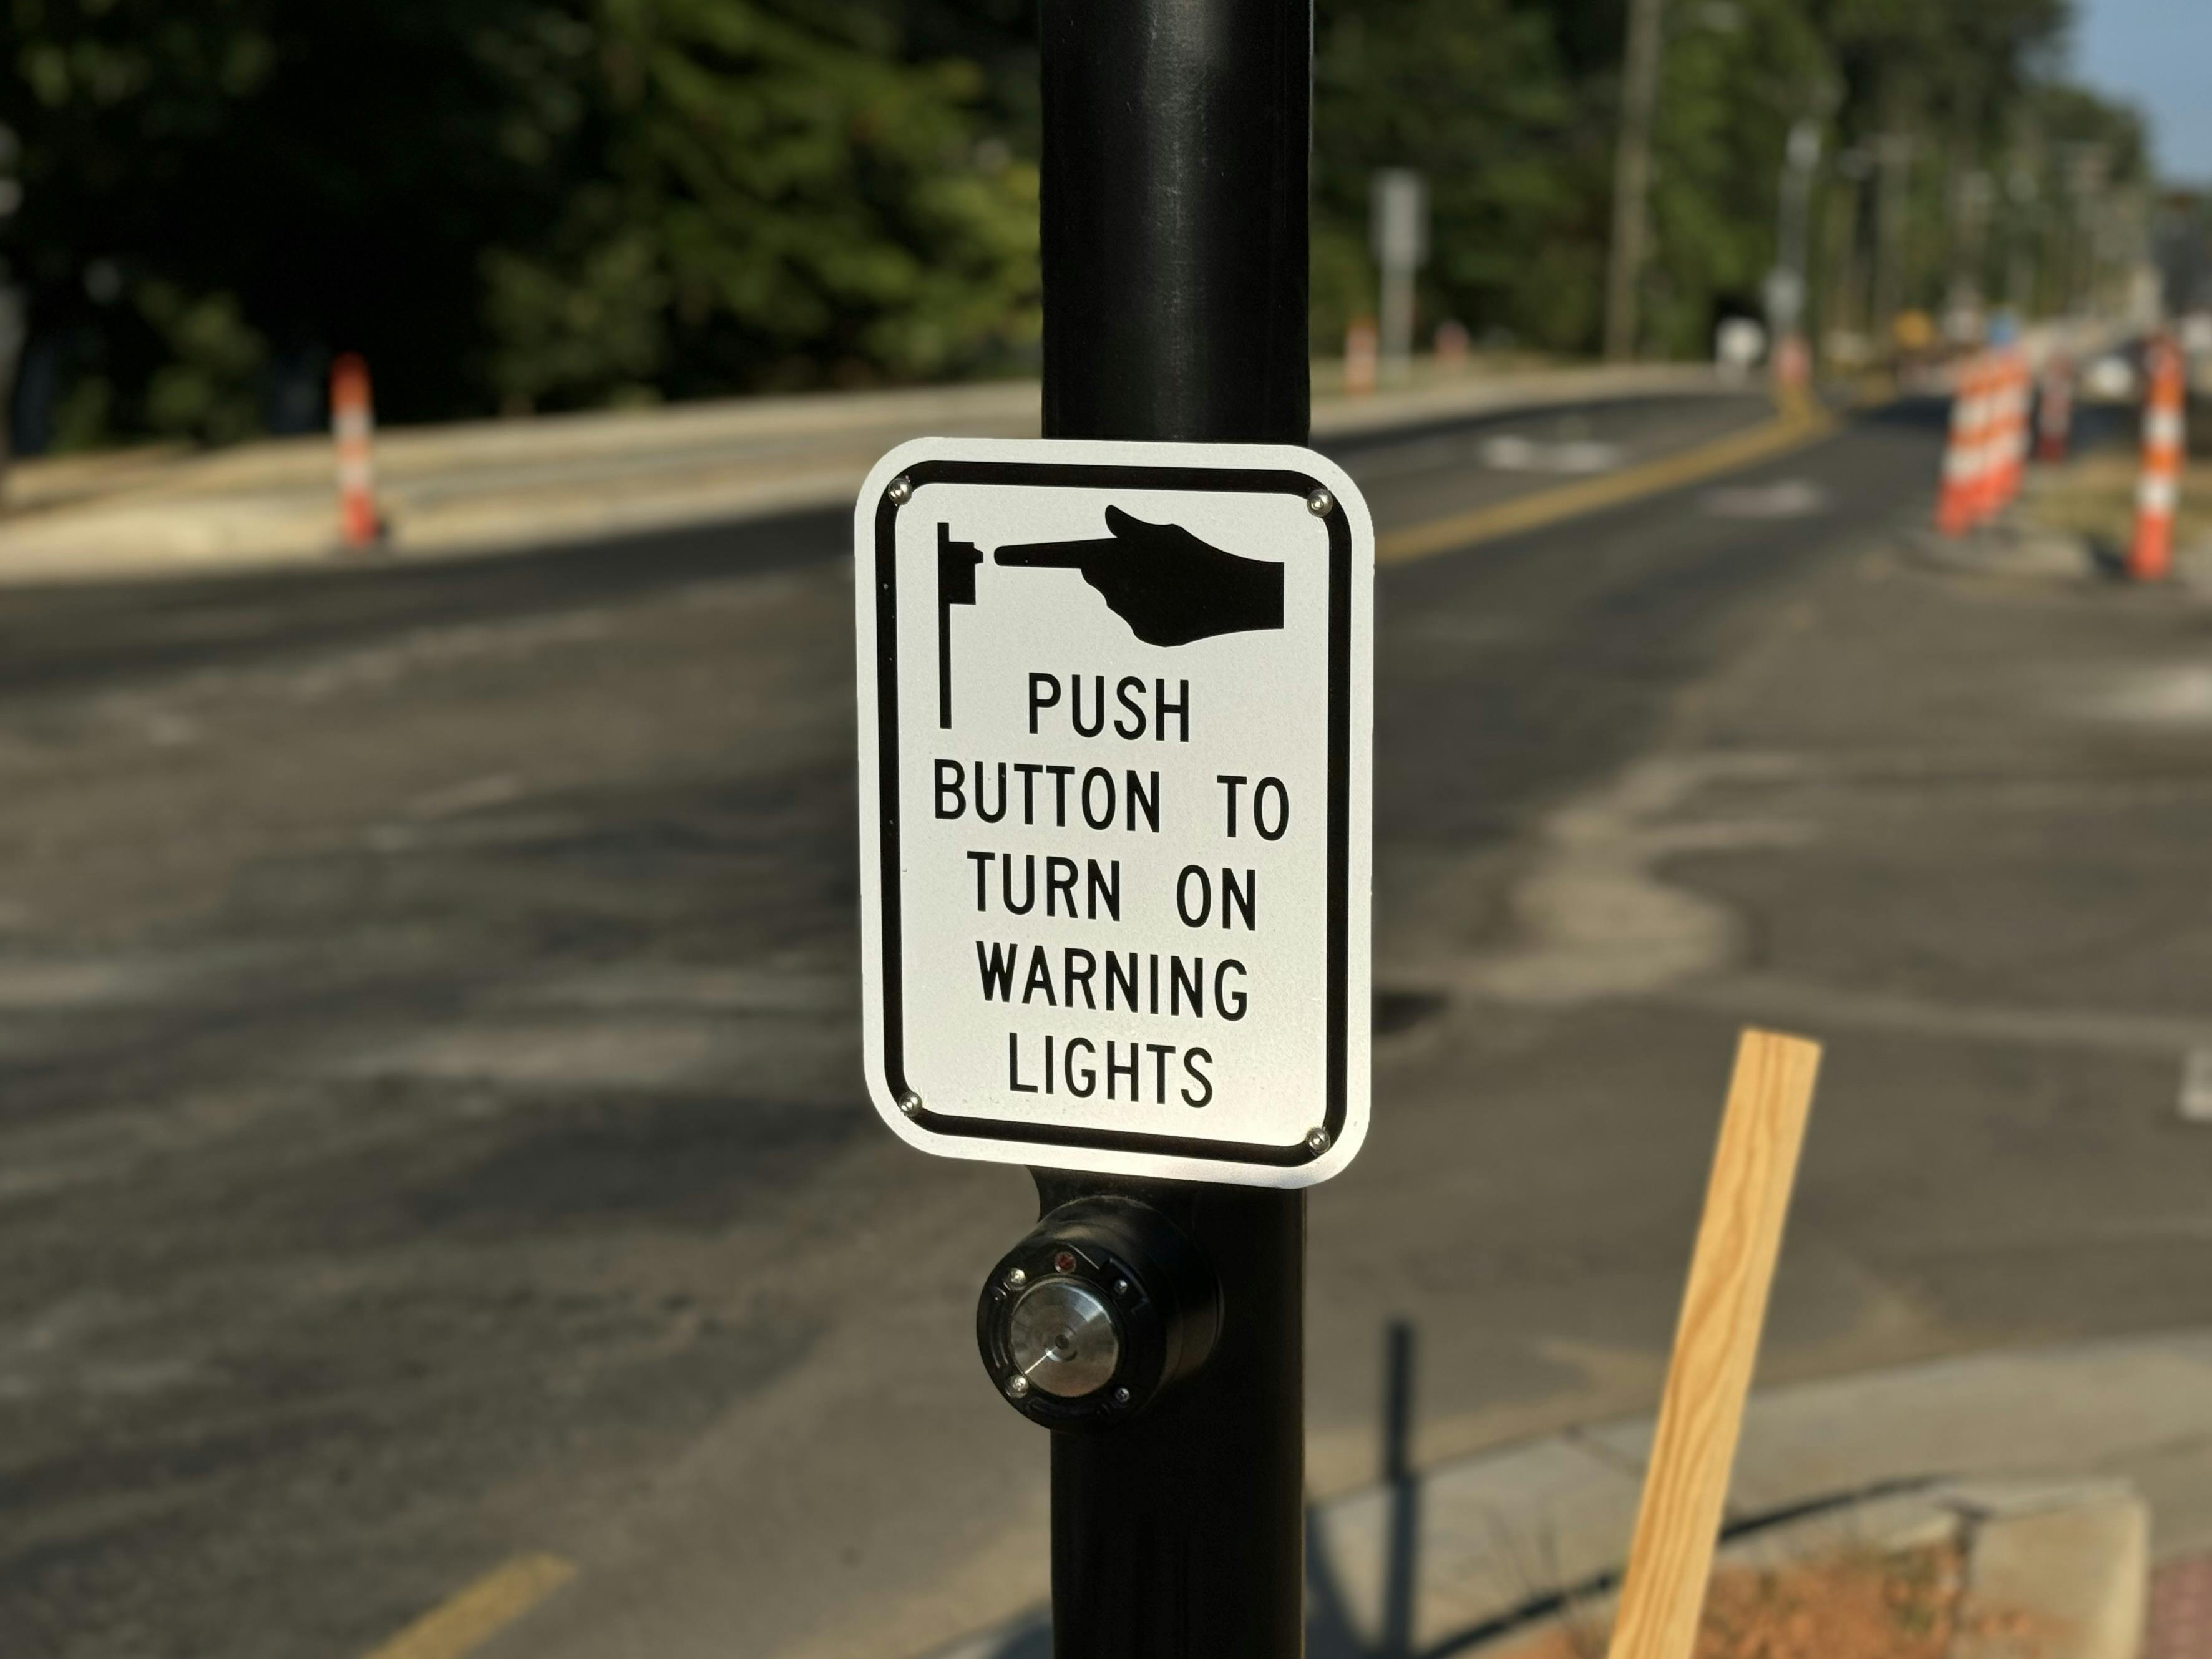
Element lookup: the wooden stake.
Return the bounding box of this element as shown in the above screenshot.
[1604,1028,1823,1659]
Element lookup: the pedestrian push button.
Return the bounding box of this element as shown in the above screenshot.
[976,1195,1220,1430]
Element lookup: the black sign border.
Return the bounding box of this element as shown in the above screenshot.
[872,458,1353,1170]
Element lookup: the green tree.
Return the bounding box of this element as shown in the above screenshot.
[0,0,2161,447]
[1314,0,1589,354]
[0,0,1035,444]
[479,0,1038,411]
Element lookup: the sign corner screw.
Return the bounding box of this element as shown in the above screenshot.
[1305,1126,1331,1152]
[887,474,914,506]
[898,1091,923,1117]
[1306,487,1334,517]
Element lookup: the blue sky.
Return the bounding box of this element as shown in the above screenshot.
[2072,0,2212,183]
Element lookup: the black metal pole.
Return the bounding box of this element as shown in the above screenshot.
[1041,0,1311,448]
[1036,2,1312,1655]
[1037,1171,1305,1659]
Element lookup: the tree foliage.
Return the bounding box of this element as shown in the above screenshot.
[0,0,2152,447]
[1315,0,2145,359]
[477,0,1038,410]
[1,0,1037,442]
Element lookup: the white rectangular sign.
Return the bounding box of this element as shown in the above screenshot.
[854,437,1373,1187]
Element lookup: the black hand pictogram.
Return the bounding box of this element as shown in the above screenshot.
[993,505,1284,646]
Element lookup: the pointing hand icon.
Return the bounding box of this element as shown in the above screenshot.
[994,506,1285,646]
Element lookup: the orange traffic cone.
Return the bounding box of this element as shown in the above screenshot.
[331,353,384,550]
[2129,337,2185,582]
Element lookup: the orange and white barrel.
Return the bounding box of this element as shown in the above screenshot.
[2130,338,2186,581]
[1990,348,2030,513]
[331,353,382,550]
[1936,353,1990,537]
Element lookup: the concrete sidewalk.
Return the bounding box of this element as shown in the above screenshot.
[0,362,1731,585]
[929,1328,2212,1659]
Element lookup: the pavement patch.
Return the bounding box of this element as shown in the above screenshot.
[2181,1050,2212,1122]
[336,1014,850,1095]
[1408,752,1810,1006]
[2063,663,2212,727]
[1701,478,1833,518]
[517,963,852,1016]
[0,951,263,1011]
[1477,433,1625,474]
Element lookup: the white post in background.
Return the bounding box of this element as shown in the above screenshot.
[1765,119,1821,400]
[1765,120,1820,338]
[1371,168,1428,386]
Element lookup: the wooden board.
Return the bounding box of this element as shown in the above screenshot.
[1605,1028,1823,1659]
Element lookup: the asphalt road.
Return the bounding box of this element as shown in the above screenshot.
[3,391,2208,1659]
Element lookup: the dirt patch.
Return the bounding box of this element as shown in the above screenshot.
[1498,1545,1982,1659]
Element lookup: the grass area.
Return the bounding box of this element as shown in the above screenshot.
[2024,447,2210,553]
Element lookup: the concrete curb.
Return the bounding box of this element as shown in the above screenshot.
[0,364,1732,585]
[918,1328,2212,1659]
[1949,1481,2149,1659]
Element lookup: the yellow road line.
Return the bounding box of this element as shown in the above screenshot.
[361,1554,577,1659]
[1375,406,1841,566]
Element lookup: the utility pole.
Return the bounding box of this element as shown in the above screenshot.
[1944,168,1994,342]
[1825,147,1872,358]
[2005,164,2040,320]
[1764,119,1821,366]
[1870,127,1913,356]
[2059,143,2111,318]
[1604,0,1666,361]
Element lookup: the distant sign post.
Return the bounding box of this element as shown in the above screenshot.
[1372,168,1430,383]
[858,439,1373,1187]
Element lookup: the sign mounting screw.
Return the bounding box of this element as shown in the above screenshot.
[887,474,914,506]
[899,1091,923,1117]
[1305,1126,1331,1153]
[1306,487,1334,517]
